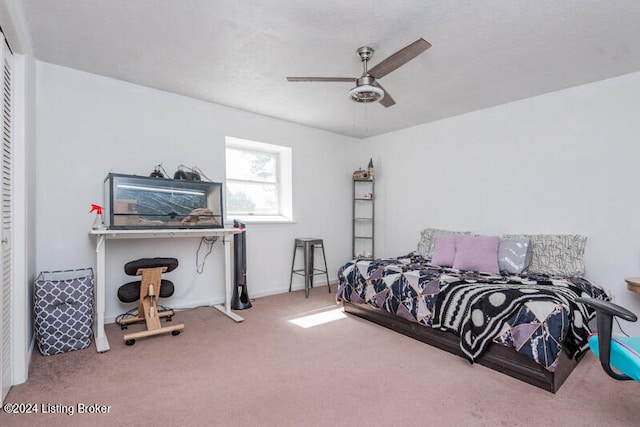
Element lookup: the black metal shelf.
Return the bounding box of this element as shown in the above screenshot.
[352,178,374,258]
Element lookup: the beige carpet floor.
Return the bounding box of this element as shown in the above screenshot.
[2,286,639,426]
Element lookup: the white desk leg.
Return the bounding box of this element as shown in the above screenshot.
[214,233,244,322]
[94,235,111,352]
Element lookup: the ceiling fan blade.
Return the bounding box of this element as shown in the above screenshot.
[369,38,431,79]
[373,81,395,107]
[286,77,355,82]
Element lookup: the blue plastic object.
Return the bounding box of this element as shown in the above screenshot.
[588,334,640,382]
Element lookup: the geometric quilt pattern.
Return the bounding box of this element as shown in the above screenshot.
[494,302,567,371]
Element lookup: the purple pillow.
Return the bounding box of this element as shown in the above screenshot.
[453,235,500,274]
[431,235,457,267]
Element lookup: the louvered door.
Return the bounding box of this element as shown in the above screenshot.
[0,33,13,403]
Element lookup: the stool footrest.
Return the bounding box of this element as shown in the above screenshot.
[292,271,329,276]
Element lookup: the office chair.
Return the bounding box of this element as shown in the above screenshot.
[116,257,185,345]
[575,297,640,382]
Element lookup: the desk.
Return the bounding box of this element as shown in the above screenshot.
[625,277,640,294]
[90,228,243,352]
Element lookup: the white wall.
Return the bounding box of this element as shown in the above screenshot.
[36,62,362,322]
[366,71,640,334]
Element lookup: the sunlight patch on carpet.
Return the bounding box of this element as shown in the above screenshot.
[288,308,347,328]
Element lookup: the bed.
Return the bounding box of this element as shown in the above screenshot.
[337,230,610,393]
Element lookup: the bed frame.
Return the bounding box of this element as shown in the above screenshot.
[342,300,581,393]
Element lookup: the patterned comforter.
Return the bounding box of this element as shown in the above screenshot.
[336,254,609,371]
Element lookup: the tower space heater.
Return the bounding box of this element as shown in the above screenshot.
[231,220,252,310]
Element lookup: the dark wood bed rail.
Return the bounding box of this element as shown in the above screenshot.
[342,300,580,393]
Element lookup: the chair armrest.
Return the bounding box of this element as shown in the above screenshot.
[576,296,637,381]
[575,297,638,322]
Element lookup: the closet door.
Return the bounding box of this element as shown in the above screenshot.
[0,32,13,403]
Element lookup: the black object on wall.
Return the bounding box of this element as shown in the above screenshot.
[231,219,252,310]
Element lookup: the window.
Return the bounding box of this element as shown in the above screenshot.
[225,136,292,222]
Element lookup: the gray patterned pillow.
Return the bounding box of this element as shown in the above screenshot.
[504,234,586,277]
[497,237,531,274]
[416,228,471,259]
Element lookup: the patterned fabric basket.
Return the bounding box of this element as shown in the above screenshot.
[34,268,95,356]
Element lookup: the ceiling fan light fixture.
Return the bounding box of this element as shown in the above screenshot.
[349,84,384,103]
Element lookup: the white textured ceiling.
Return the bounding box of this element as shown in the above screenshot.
[20,0,640,138]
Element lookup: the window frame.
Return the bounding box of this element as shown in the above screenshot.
[225,136,293,223]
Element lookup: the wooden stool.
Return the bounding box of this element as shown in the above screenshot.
[117,258,185,345]
[289,238,331,298]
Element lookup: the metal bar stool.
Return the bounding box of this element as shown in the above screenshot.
[289,238,331,298]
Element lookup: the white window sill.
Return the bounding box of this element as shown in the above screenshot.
[226,216,296,225]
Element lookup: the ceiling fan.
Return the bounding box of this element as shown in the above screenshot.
[286,38,431,107]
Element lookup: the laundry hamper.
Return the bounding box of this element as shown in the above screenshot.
[34,268,95,356]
